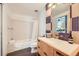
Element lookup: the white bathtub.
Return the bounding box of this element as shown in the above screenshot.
[8,39,37,53]
[14,40,31,51]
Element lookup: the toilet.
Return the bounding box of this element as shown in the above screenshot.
[30,40,37,53]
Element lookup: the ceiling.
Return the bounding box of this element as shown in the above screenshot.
[52,3,70,16]
[7,3,70,17]
[7,3,45,16]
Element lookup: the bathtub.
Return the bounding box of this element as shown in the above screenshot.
[8,39,37,53]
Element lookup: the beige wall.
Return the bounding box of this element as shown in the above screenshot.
[46,8,52,16]
[72,4,79,44]
[72,4,79,17]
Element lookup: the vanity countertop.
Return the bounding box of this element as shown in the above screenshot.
[38,37,79,56]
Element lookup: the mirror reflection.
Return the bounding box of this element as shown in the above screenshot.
[51,4,72,41]
[51,3,70,33]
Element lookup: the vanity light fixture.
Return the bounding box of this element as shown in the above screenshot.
[48,3,52,8]
[48,3,56,9]
[52,4,56,9]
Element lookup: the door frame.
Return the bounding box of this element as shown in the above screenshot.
[0,3,3,56]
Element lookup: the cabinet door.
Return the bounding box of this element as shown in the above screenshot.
[37,40,45,56]
[38,40,54,56]
[42,42,54,56]
[37,48,45,56]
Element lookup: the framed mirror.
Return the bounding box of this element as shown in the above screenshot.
[51,3,70,33]
[51,3,71,41]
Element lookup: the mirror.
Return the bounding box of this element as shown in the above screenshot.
[51,3,72,41]
[51,3,70,33]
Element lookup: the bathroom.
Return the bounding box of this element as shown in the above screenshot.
[0,3,46,56]
[0,3,79,56]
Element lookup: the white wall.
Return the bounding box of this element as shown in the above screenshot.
[8,14,35,41]
[38,9,46,37]
[2,4,8,56]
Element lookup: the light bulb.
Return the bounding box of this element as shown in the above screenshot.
[52,4,56,9]
[48,3,52,8]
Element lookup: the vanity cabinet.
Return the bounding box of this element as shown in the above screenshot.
[37,37,79,56]
[37,39,65,56]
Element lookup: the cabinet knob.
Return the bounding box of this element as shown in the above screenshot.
[38,40,40,42]
[44,52,47,56]
[38,46,40,48]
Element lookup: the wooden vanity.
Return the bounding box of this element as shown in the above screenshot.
[37,37,79,56]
